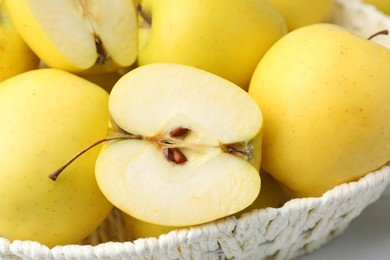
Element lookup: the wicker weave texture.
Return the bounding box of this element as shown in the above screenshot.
[1,166,389,259]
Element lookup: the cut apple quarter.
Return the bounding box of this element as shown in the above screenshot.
[95,63,263,226]
[5,0,137,74]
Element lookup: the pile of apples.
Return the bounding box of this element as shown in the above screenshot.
[0,0,389,249]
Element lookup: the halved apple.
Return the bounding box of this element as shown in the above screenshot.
[95,63,263,226]
[5,0,137,74]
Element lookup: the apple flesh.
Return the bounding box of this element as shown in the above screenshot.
[5,0,138,74]
[96,63,263,226]
[0,68,113,247]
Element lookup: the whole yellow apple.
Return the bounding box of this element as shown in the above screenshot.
[123,214,178,240]
[249,23,390,197]
[81,71,123,93]
[124,171,284,239]
[267,0,334,31]
[0,68,113,247]
[363,0,390,15]
[0,0,39,81]
[136,0,287,90]
[236,171,286,215]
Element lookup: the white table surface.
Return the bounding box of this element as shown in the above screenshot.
[297,183,390,260]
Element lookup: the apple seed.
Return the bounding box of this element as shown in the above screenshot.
[164,148,188,164]
[169,127,189,138]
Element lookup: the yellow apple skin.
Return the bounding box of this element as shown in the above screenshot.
[363,0,390,15]
[0,68,113,247]
[81,71,123,93]
[248,23,390,198]
[137,0,287,90]
[0,0,39,81]
[123,214,178,240]
[267,0,334,31]
[235,171,285,215]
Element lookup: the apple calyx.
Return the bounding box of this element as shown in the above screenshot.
[94,35,109,65]
[136,3,152,25]
[367,30,389,40]
[78,0,110,65]
[49,124,254,181]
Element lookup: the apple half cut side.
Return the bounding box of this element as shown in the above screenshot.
[5,0,138,74]
[95,63,263,227]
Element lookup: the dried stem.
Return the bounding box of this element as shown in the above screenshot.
[49,133,141,181]
[136,3,152,25]
[367,30,389,40]
[49,125,254,180]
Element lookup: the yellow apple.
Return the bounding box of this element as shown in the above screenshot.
[363,0,390,15]
[124,171,284,239]
[248,23,390,197]
[0,0,39,81]
[267,0,334,31]
[123,214,178,240]
[81,71,123,93]
[136,0,287,90]
[236,170,286,215]
[0,68,113,247]
[5,0,138,74]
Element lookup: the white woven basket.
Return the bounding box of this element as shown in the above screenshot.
[1,166,389,260]
[1,0,390,259]
[331,0,390,48]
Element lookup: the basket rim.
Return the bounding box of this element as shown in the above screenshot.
[1,164,389,259]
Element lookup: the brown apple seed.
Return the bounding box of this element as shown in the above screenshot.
[169,127,189,138]
[164,148,187,164]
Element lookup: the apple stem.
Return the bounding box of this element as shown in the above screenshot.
[48,133,142,181]
[367,30,389,40]
[136,3,152,25]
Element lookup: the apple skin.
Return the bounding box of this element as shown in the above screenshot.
[0,0,39,81]
[267,0,334,31]
[81,71,123,93]
[235,170,285,215]
[248,23,390,197]
[137,0,287,90]
[363,0,390,15]
[0,68,113,247]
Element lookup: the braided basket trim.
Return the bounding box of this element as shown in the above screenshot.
[1,166,389,260]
